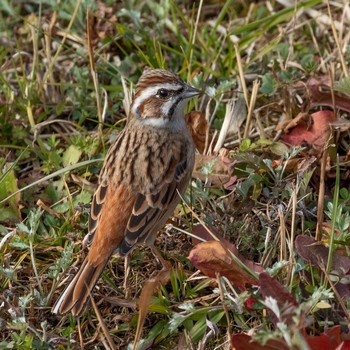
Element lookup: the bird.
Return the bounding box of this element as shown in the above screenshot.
[52,67,200,316]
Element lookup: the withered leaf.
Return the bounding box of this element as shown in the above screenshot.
[189,240,260,290]
[260,272,299,327]
[281,110,335,153]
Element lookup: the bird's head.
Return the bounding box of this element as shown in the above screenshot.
[130,68,201,128]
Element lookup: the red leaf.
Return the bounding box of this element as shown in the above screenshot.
[293,77,350,112]
[188,241,259,290]
[281,110,335,152]
[231,334,289,350]
[335,340,350,350]
[304,325,342,350]
[260,272,299,327]
[191,225,264,278]
[231,327,346,350]
[295,235,350,276]
[295,235,350,299]
[245,297,258,311]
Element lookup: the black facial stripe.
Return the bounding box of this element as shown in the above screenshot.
[168,95,182,117]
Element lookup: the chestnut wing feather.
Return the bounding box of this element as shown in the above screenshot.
[84,130,126,248]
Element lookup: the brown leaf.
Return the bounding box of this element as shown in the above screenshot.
[293,77,350,112]
[193,153,235,186]
[281,110,335,153]
[188,240,260,290]
[260,272,299,327]
[185,111,207,154]
[90,1,118,45]
[231,334,290,350]
[271,156,317,174]
[295,235,350,300]
[231,326,345,350]
[304,325,343,350]
[134,270,171,348]
[335,340,350,350]
[191,225,264,275]
[276,112,310,132]
[295,235,350,276]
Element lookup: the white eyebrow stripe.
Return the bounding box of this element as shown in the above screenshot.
[131,83,183,116]
[148,82,184,91]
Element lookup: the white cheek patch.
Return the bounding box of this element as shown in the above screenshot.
[161,99,175,115]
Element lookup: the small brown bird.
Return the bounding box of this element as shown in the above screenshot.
[53,68,200,316]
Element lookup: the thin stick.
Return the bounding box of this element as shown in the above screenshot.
[43,0,82,84]
[235,43,249,108]
[78,318,84,350]
[315,149,327,241]
[326,0,348,77]
[287,187,297,288]
[278,206,287,261]
[243,80,260,139]
[216,274,232,348]
[87,10,103,140]
[91,296,117,349]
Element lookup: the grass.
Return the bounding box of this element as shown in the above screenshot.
[1,0,350,349]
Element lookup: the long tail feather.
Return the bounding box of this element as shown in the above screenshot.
[52,255,110,316]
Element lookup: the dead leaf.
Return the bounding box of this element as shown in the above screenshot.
[304,325,343,350]
[134,269,171,348]
[335,341,350,350]
[231,326,346,350]
[295,235,350,300]
[191,225,264,275]
[231,333,290,350]
[214,94,246,154]
[280,110,335,153]
[293,77,350,112]
[193,153,235,186]
[276,112,311,132]
[90,1,118,46]
[185,111,207,154]
[260,272,299,327]
[295,235,350,276]
[271,156,317,180]
[36,199,61,218]
[188,240,260,290]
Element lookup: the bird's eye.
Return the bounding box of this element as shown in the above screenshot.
[157,88,170,99]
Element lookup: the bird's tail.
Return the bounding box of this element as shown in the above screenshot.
[52,254,111,316]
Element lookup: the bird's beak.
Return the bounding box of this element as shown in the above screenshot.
[183,84,202,99]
